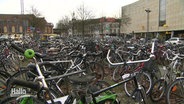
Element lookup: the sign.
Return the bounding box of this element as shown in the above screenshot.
[27,26,35,32]
[11,88,26,97]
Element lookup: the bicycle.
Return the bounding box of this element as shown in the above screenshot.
[165,76,184,104]
[1,41,108,103]
[8,42,103,97]
[1,49,120,104]
[106,38,157,104]
[107,43,154,98]
[149,48,184,102]
[1,48,87,104]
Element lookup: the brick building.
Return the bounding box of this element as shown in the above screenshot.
[0,14,53,36]
[71,17,120,36]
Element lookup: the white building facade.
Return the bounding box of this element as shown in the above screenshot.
[121,0,184,40]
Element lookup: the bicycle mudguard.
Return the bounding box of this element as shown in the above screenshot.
[96,94,117,103]
[79,94,118,104]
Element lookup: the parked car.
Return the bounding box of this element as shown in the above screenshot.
[165,37,184,45]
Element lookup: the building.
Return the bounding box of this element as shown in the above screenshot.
[121,0,184,40]
[71,17,120,37]
[0,14,53,36]
[98,17,121,36]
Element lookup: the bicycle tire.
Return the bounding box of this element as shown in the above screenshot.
[6,67,60,100]
[166,77,184,104]
[133,85,148,104]
[5,67,34,96]
[124,71,152,97]
[149,79,167,102]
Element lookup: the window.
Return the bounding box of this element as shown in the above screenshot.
[159,0,166,26]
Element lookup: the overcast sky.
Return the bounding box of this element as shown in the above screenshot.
[0,0,138,26]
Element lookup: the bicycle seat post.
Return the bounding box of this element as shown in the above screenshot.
[132,75,149,104]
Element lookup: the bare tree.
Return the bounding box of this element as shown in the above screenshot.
[26,6,46,40]
[56,15,71,35]
[76,3,94,36]
[28,6,42,17]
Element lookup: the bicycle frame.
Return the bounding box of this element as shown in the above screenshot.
[161,50,184,82]
[47,93,117,104]
[48,73,141,104]
[104,39,157,104]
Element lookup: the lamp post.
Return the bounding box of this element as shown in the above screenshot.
[145,8,151,41]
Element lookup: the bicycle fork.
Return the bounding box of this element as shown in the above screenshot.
[131,76,149,104]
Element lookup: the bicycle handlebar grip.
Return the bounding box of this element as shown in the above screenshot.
[24,49,35,59]
[11,43,25,54]
[9,78,42,92]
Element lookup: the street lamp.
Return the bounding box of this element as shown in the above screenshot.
[145,8,151,41]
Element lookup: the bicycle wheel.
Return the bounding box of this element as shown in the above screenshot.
[135,85,148,104]
[0,96,47,104]
[6,67,35,97]
[124,71,152,97]
[166,77,184,104]
[149,79,167,102]
[8,67,36,84]
[6,67,60,100]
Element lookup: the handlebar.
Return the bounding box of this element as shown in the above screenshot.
[164,49,184,61]
[8,78,42,92]
[106,39,156,66]
[107,50,155,65]
[11,42,44,59]
[11,42,25,54]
